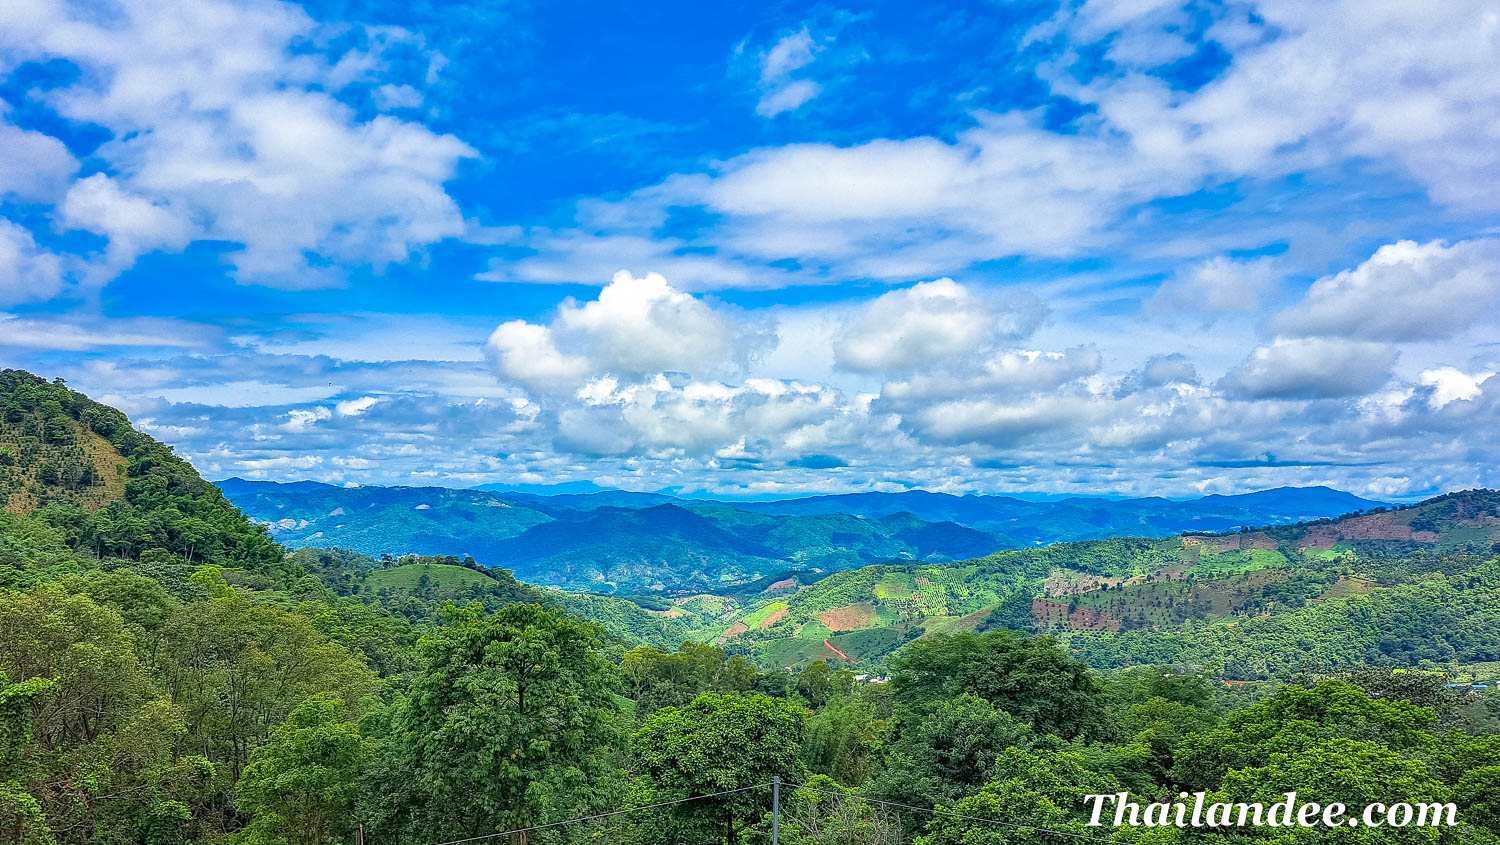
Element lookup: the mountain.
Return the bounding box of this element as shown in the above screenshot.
[728,486,1387,542]
[0,369,286,575]
[219,478,1388,592]
[217,479,1000,591]
[698,489,1500,672]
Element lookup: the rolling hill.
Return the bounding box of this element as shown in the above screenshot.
[695,490,1500,673]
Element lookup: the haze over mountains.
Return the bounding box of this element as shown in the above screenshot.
[219,478,1385,592]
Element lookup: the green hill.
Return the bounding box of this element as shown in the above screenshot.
[0,369,285,577]
[704,492,1500,672]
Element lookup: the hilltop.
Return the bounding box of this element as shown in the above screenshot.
[0,369,284,574]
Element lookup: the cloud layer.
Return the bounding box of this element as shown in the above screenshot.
[2,0,1498,500]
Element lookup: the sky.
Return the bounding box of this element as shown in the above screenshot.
[1,0,1498,500]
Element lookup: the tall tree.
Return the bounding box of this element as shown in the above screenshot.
[632,692,806,845]
[237,695,371,845]
[367,603,623,844]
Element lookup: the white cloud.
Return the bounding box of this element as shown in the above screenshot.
[374,83,424,110]
[336,396,380,416]
[0,0,475,287]
[1132,353,1199,389]
[485,320,591,391]
[1221,337,1397,400]
[757,80,822,118]
[1273,239,1500,341]
[61,174,193,277]
[0,314,212,350]
[0,116,77,202]
[487,271,766,392]
[518,0,1500,290]
[755,28,823,117]
[881,346,1102,404]
[0,221,65,306]
[1149,256,1282,315]
[835,279,1021,373]
[1419,367,1493,409]
[283,406,333,431]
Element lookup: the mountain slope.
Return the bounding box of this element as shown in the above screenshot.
[704,490,1500,671]
[0,369,283,574]
[730,486,1387,543]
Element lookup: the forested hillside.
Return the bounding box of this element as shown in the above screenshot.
[699,493,1500,673]
[3,371,1499,844]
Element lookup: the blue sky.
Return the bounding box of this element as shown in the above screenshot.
[2,0,1498,499]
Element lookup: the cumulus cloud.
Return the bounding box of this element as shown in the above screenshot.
[0,0,474,287]
[881,346,1102,404]
[0,220,65,305]
[1418,367,1494,409]
[834,279,1039,373]
[1134,353,1199,389]
[1273,239,1500,341]
[336,396,380,416]
[486,320,592,391]
[1221,338,1397,400]
[488,271,766,391]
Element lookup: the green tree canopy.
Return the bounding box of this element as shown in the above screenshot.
[367,602,623,844]
[632,692,806,845]
[237,695,372,845]
[889,630,1105,739]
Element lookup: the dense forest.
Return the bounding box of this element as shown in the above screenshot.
[3,369,1500,844]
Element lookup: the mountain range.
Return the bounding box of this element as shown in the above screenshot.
[217,477,1386,592]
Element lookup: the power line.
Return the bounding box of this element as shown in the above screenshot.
[425,777,1129,845]
[427,782,773,845]
[782,781,1127,844]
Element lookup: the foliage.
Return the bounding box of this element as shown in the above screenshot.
[237,695,372,845]
[913,749,1123,845]
[366,603,623,844]
[632,692,807,844]
[889,629,1105,739]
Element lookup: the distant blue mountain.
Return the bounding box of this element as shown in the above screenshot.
[217,479,1387,592]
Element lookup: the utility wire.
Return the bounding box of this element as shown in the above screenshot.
[783,781,1128,844]
[427,777,1129,845]
[427,782,773,845]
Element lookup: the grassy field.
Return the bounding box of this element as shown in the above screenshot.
[365,563,498,591]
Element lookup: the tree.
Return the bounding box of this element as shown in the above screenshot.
[778,775,903,845]
[238,695,371,845]
[152,573,378,781]
[802,692,886,787]
[622,642,760,718]
[632,692,806,845]
[1173,681,1436,789]
[367,603,623,844]
[914,749,1122,845]
[1207,738,1451,844]
[869,694,1035,811]
[1,671,57,845]
[888,630,1104,739]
